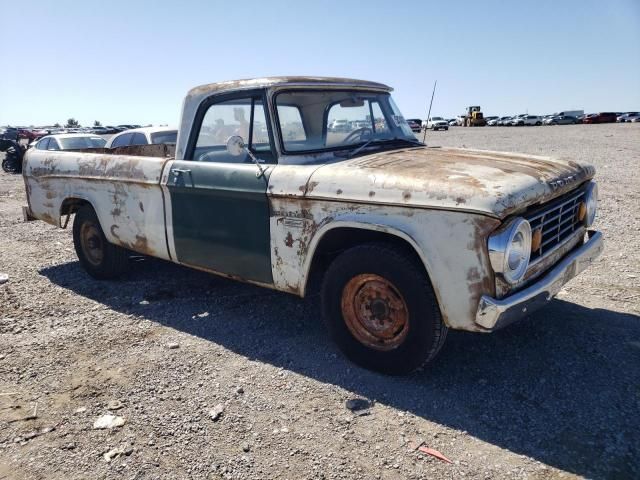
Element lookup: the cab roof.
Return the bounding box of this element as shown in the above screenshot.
[187,76,392,99]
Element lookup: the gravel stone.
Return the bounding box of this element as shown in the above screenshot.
[93,415,126,429]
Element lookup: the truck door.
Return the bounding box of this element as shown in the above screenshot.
[163,92,275,284]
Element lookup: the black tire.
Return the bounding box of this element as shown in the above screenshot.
[73,205,129,279]
[1,157,12,173]
[321,243,448,375]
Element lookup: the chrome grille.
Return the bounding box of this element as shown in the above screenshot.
[526,188,585,262]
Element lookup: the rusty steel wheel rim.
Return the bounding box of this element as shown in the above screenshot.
[80,222,104,266]
[341,274,410,351]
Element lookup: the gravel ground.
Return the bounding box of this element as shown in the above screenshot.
[1,124,639,480]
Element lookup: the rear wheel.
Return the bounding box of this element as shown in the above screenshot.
[321,243,448,375]
[73,205,129,279]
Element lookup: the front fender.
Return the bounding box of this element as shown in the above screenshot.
[268,197,500,331]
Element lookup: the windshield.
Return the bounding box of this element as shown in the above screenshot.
[150,130,178,144]
[59,136,106,149]
[274,90,416,153]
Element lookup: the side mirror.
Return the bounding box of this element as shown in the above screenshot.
[226,135,246,156]
[225,135,266,178]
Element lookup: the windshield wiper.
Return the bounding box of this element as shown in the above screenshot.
[347,137,423,158]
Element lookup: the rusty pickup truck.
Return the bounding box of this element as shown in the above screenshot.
[23,77,603,374]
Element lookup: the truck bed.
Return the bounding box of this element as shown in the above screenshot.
[23,144,174,260]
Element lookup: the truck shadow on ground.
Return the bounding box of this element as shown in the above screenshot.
[41,258,640,479]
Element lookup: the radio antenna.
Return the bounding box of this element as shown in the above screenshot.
[422,80,437,143]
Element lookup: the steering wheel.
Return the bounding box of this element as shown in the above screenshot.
[343,127,373,144]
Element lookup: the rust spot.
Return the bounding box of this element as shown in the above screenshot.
[466,267,481,282]
[455,196,467,205]
[402,191,411,201]
[285,232,294,248]
[139,202,144,212]
[111,208,122,217]
[299,180,320,196]
[465,216,501,319]
[336,189,343,195]
[130,235,150,254]
[45,191,56,200]
[368,191,376,197]
[77,143,175,159]
[39,212,55,224]
[110,230,153,256]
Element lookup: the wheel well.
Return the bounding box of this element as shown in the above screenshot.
[305,227,426,295]
[59,198,92,227]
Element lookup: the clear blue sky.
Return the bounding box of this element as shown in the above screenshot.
[1,0,638,126]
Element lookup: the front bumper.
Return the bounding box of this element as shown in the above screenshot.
[475,230,603,331]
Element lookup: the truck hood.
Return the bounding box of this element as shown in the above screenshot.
[300,146,595,218]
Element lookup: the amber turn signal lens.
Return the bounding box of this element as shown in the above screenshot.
[576,201,587,223]
[531,228,543,252]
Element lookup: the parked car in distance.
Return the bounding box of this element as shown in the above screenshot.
[617,112,639,122]
[484,116,499,125]
[328,119,350,132]
[543,115,578,125]
[496,116,512,126]
[583,112,617,124]
[406,119,422,132]
[426,117,449,131]
[454,115,467,126]
[30,134,107,151]
[553,110,584,119]
[0,127,19,140]
[487,117,502,126]
[18,129,44,141]
[447,119,457,126]
[105,126,178,149]
[631,116,640,123]
[511,115,542,126]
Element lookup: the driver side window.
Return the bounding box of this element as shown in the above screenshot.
[193,96,273,163]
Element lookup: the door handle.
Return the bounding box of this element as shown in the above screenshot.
[170,168,193,187]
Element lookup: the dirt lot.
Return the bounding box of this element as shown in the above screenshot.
[1,124,639,480]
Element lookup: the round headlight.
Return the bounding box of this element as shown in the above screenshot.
[488,218,532,284]
[584,181,598,227]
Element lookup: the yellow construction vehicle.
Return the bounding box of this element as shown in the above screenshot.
[463,106,487,127]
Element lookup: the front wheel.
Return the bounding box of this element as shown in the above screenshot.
[321,243,448,375]
[73,205,129,279]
